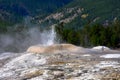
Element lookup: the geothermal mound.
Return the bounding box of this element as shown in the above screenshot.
[27,44,82,53]
[92,46,110,51]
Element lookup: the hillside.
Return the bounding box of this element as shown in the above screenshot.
[1,0,120,27]
[65,0,120,27]
[0,0,72,24]
[36,0,120,28]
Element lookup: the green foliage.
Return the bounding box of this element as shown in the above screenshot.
[0,20,11,33]
[63,0,120,28]
[55,20,120,48]
[0,0,72,24]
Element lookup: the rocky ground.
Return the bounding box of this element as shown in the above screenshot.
[0,44,120,80]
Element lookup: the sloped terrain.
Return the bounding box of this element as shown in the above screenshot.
[36,0,120,28]
[64,0,120,27]
[0,0,72,24]
[1,0,120,30]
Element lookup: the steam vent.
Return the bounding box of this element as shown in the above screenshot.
[0,44,120,80]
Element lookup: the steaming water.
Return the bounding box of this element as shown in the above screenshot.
[40,25,57,46]
[46,25,56,45]
[0,24,57,53]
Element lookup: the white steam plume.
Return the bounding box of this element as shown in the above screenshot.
[0,24,58,53]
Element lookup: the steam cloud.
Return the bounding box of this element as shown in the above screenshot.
[0,19,58,53]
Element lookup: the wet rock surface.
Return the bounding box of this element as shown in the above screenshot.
[0,44,120,80]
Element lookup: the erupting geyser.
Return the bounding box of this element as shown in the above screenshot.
[46,25,56,46]
[39,24,58,46]
[0,24,58,53]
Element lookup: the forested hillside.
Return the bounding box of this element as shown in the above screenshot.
[55,20,120,48]
[34,0,120,28]
[0,0,72,24]
[66,0,120,24]
[53,0,120,48]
